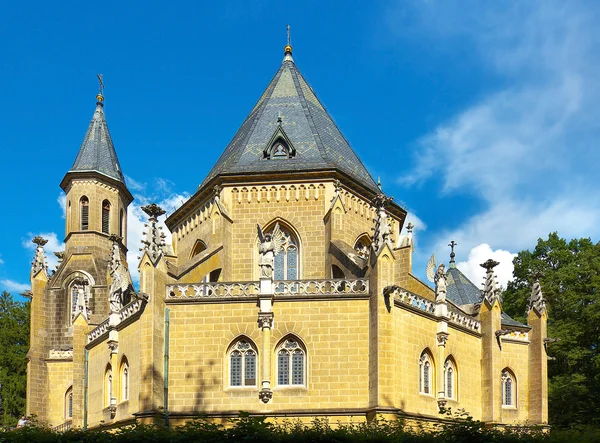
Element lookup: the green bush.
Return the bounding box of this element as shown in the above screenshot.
[1,413,599,443]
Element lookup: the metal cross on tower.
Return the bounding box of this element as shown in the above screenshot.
[286,24,291,46]
[448,240,457,264]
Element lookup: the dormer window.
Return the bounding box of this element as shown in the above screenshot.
[265,139,294,160]
[273,143,288,158]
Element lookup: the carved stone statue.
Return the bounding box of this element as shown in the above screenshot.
[257,223,284,279]
[434,263,447,303]
[108,236,134,313]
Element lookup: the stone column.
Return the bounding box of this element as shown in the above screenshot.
[258,277,274,403]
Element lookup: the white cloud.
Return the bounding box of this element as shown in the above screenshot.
[57,193,66,219]
[395,1,600,264]
[22,232,65,272]
[455,244,516,289]
[0,279,30,293]
[125,191,190,284]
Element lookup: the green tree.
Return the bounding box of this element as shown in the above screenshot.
[0,290,30,427]
[502,233,600,428]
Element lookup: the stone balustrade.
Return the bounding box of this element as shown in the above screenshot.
[87,318,110,343]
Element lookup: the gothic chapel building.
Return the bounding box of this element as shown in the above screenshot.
[26,43,549,429]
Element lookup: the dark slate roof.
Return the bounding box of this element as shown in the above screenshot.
[66,101,126,184]
[446,264,483,306]
[446,263,526,327]
[200,50,379,193]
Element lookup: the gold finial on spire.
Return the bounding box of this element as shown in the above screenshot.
[284,24,292,54]
[96,74,105,104]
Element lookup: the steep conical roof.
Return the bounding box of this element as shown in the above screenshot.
[200,48,379,193]
[64,97,126,184]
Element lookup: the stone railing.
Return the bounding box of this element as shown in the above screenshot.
[392,288,436,315]
[166,281,260,299]
[119,296,146,322]
[87,318,110,343]
[275,278,369,296]
[448,309,481,333]
[53,420,72,433]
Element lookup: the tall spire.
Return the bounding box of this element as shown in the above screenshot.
[61,76,127,189]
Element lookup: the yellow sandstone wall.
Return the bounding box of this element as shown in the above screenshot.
[167,298,370,414]
[46,361,73,426]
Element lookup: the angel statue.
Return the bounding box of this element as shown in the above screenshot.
[109,240,135,313]
[434,264,447,303]
[426,254,447,303]
[257,223,284,279]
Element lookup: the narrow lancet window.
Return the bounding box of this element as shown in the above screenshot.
[102,200,110,234]
[80,196,89,231]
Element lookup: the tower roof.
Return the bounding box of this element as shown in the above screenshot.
[200,47,379,194]
[445,259,526,327]
[63,96,126,186]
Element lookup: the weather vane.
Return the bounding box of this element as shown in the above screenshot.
[96,74,104,97]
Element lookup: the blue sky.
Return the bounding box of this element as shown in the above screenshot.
[2,0,599,297]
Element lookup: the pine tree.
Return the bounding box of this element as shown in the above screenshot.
[0,291,29,427]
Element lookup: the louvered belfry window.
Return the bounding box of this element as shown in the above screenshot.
[80,196,89,231]
[102,200,110,234]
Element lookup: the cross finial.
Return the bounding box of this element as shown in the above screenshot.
[287,24,291,46]
[284,25,293,56]
[448,240,457,265]
[96,74,105,103]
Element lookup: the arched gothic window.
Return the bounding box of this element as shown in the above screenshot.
[68,277,90,324]
[80,196,89,231]
[444,358,456,400]
[419,351,433,395]
[120,358,129,401]
[229,339,257,387]
[502,369,516,407]
[65,386,73,419]
[354,235,371,260]
[102,200,111,234]
[105,365,113,407]
[269,225,299,281]
[277,337,306,386]
[119,209,124,237]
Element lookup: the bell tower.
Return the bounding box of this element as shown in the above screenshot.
[59,85,133,254]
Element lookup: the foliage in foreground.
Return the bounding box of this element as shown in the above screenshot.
[502,233,600,428]
[1,411,600,443]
